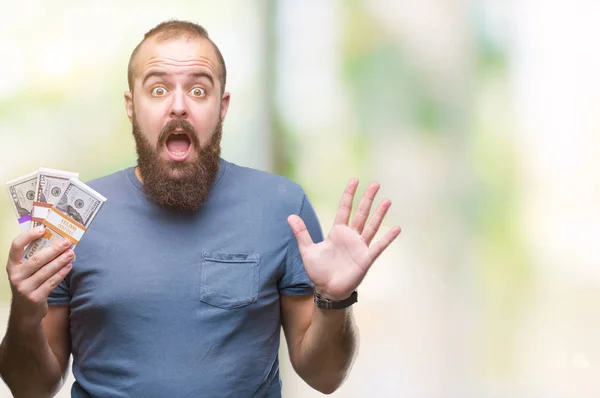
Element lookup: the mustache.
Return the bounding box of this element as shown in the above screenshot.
[157,119,200,149]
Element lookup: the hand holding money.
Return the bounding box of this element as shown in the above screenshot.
[24,178,106,260]
[5,227,74,329]
[6,168,107,261]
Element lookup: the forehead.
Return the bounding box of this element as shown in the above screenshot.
[133,36,220,82]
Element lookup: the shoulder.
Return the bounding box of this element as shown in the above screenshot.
[83,167,132,197]
[220,160,307,212]
[224,160,303,192]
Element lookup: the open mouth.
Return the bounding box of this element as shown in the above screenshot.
[165,130,192,161]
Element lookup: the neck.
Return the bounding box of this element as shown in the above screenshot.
[134,167,144,184]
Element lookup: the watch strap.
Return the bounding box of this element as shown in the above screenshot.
[314,290,358,310]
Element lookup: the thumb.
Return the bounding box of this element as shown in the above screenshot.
[287,215,314,250]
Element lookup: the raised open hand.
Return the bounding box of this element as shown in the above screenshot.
[287,179,401,301]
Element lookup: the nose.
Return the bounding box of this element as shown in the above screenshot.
[169,89,188,118]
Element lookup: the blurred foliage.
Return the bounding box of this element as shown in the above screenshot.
[342,1,444,138]
[468,16,532,377]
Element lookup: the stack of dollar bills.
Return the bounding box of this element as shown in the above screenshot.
[5,168,107,260]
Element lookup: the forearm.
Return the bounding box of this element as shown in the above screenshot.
[0,312,64,397]
[295,307,358,394]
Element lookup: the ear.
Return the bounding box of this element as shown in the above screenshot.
[124,91,134,122]
[220,91,231,121]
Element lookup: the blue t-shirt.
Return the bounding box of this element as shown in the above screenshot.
[48,159,324,397]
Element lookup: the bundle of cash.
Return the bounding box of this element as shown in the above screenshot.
[6,168,79,230]
[23,178,107,260]
[5,171,38,231]
[31,168,79,228]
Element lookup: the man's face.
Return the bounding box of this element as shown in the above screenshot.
[124,36,230,211]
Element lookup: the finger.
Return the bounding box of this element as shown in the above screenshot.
[30,262,73,303]
[368,226,402,263]
[333,178,359,226]
[19,238,72,280]
[22,249,74,293]
[361,198,392,246]
[287,215,314,251]
[7,226,48,267]
[350,182,380,234]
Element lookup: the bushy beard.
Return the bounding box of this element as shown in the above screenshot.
[131,112,222,212]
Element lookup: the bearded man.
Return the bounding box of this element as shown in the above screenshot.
[0,20,401,398]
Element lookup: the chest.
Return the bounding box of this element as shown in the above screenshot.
[67,203,288,321]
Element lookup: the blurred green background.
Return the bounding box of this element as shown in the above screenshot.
[1,0,600,397]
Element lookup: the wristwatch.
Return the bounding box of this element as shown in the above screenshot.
[314,290,358,310]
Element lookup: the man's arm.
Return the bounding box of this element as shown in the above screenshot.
[0,306,71,397]
[0,228,73,397]
[281,294,358,394]
[283,179,401,394]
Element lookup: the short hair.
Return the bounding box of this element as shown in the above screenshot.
[127,20,227,93]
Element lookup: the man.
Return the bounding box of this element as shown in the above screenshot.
[0,20,401,397]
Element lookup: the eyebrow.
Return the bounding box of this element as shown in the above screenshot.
[190,71,215,87]
[141,71,215,87]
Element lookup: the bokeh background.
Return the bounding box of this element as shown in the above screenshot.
[1,0,599,397]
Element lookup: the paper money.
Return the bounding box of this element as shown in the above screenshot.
[5,171,38,231]
[24,178,106,260]
[31,168,79,227]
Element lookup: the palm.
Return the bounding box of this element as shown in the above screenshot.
[288,179,401,301]
[301,226,369,299]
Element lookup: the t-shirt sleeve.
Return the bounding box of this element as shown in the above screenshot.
[279,193,324,296]
[47,273,71,305]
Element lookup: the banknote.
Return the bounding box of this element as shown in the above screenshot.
[5,171,38,231]
[31,168,79,227]
[24,178,106,260]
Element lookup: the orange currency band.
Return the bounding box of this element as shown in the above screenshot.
[42,207,88,245]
